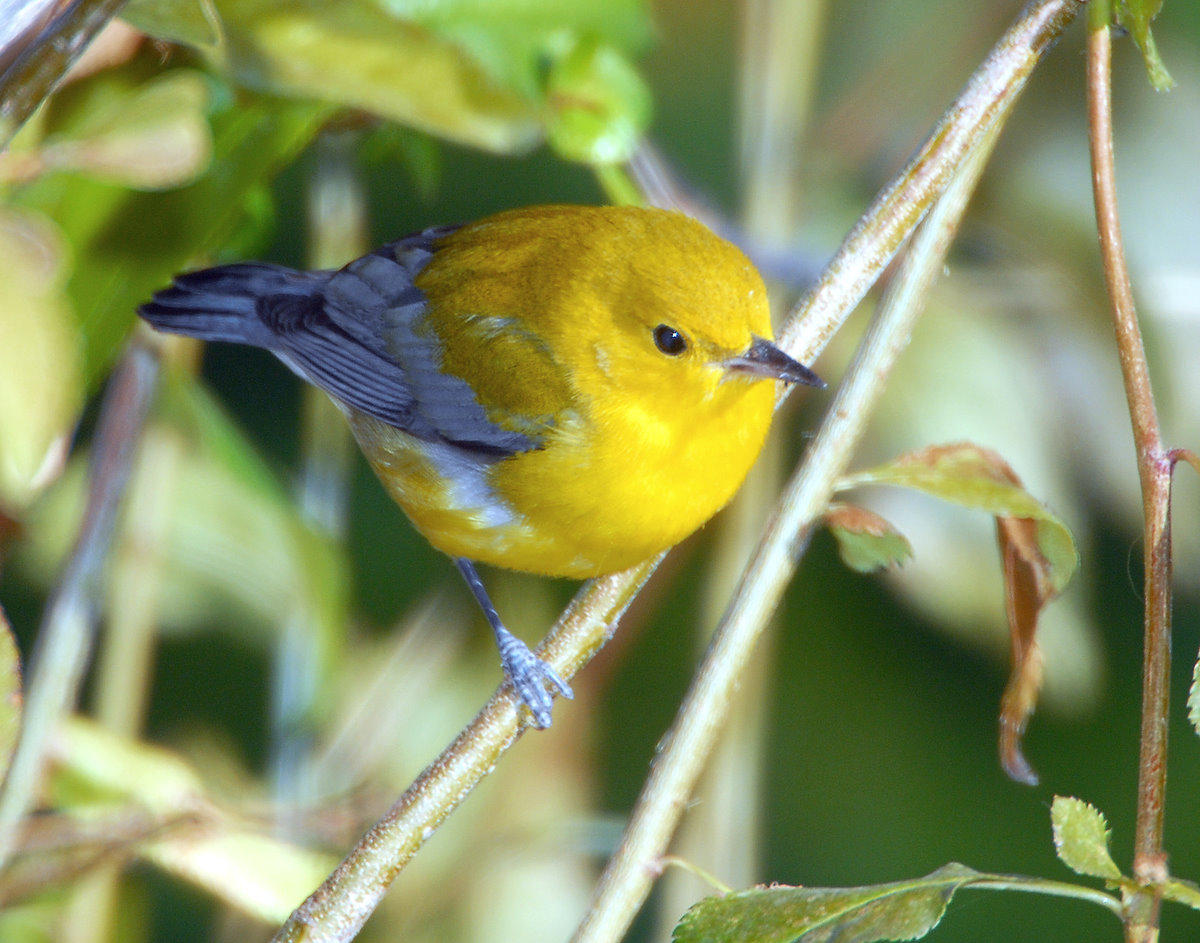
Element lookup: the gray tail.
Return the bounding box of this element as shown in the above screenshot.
[138,263,323,348]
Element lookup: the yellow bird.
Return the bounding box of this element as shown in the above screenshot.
[139,205,823,726]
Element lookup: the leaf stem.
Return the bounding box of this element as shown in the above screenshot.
[966,873,1125,919]
[1085,20,1173,943]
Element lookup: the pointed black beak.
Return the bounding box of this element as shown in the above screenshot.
[723,335,825,388]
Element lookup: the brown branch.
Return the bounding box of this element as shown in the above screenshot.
[1085,20,1172,943]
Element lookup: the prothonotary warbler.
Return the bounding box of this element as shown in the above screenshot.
[139,204,824,726]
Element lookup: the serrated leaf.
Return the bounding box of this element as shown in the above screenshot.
[672,864,981,943]
[824,503,913,573]
[842,443,1079,784]
[1051,796,1122,881]
[0,604,22,783]
[1116,0,1174,91]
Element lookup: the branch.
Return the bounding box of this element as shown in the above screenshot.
[0,0,129,149]
[1085,16,1173,943]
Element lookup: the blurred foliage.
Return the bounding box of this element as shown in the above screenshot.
[0,607,20,782]
[121,0,652,155]
[0,208,79,512]
[0,0,1198,942]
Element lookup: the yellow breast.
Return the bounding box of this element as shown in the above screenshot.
[353,205,782,578]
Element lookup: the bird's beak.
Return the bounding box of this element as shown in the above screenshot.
[723,335,825,388]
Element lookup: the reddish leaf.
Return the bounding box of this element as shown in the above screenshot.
[997,514,1049,785]
[824,503,913,573]
[843,443,1078,784]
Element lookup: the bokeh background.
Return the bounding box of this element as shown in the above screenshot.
[2,1,1200,940]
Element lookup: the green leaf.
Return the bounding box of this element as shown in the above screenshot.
[1051,796,1123,881]
[124,0,652,155]
[544,36,651,165]
[672,864,981,943]
[117,0,224,47]
[840,444,1080,786]
[824,503,913,573]
[1163,876,1200,911]
[394,0,652,92]
[38,70,213,190]
[0,604,22,784]
[0,208,81,512]
[840,443,1077,595]
[13,80,329,389]
[1116,0,1174,91]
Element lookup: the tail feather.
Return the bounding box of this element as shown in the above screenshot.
[138,262,323,347]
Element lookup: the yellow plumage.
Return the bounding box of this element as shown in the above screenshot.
[140,203,822,724]
[356,205,779,576]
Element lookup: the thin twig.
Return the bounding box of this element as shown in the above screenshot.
[1171,449,1199,478]
[0,338,158,869]
[1085,17,1172,943]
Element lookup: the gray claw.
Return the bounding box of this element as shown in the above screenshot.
[503,645,573,728]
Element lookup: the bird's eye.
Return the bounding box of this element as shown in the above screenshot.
[653,324,687,356]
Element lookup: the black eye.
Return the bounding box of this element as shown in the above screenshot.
[653,324,687,356]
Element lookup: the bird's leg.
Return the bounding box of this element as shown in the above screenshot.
[454,558,573,727]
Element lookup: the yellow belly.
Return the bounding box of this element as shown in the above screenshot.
[347,380,774,579]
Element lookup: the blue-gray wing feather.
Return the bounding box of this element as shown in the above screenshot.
[139,226,536,457]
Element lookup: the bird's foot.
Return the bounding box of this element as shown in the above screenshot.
[496,628,573,728]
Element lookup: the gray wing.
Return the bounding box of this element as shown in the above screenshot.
[259,227,537,457]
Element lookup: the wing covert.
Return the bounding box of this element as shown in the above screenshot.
[264,227,537,456]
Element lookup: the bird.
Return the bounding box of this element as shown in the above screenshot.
[138,204,824,727]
